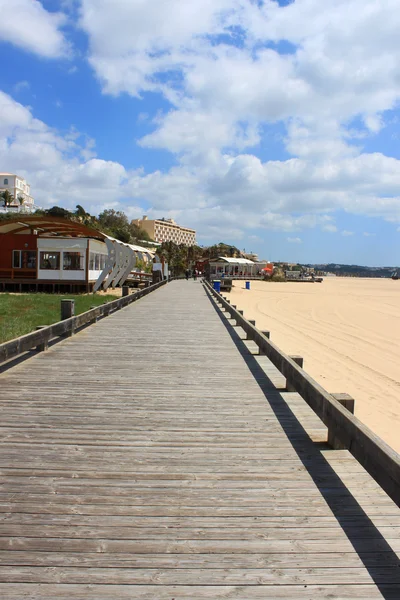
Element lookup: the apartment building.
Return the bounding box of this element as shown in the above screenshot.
[132,216,196,246]
[0,173,35,209]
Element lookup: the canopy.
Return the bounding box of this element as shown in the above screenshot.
[210,257,255,265]
[0,215,107,238]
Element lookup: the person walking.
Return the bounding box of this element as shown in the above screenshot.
[185,269,190,280]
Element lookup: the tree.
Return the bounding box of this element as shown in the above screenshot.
[46,206,73,218]
[17,195,25,206]
[98,209,131,240]
[75,205,87,217]
[1,190,14,206]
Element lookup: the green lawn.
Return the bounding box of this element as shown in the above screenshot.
[0,293,116,344]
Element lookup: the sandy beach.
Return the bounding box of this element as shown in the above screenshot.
[229,278,400,453]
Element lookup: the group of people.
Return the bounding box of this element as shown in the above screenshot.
[185,268,201,280]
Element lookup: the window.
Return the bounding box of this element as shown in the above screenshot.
[40,252,60,270]
[89,252,107,270]
[12,250,37,269]
[13,250,21,268]
[63,251,84,271]
[89,252,95,270]
[4,178,8,185]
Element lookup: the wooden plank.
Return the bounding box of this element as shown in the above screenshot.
[1,550,400,568]
[0,565,400,585]
[0,584,396,599]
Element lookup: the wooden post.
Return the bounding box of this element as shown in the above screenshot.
[331,393,355,414]
[35,326,48,352]
[61,299,75,320]
[122,286,130,297]
[286,355,303,392]
[90,306,99,323]
[258,330,270,355]
[327,393,356,450]
[61,299,75,337]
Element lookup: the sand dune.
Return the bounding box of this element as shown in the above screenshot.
[229,278,400,453]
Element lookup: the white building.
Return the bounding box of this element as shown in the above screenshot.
[0,173,35,211]
[132,216,196,246]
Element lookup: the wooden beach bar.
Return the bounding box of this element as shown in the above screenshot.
[0,216,154,293]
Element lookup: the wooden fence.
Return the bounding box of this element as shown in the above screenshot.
[204,280,400,507]
[0,279,168,365]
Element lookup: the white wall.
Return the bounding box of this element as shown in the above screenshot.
[37,238,87,280]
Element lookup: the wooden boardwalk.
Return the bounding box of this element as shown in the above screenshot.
[0,280,399,599]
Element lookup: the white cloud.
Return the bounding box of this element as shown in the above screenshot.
[287,237,302,244]
[0,0,68,58]
[322,224,338,233]
[3,87,400,243]
[342,230,355,236]
[73,0,400,240]
[14,81,30,94]
[0,91,127,211]
[363,232,376,236]
[80,0,400,156]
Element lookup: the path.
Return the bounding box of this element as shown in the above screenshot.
[0,280,399,598]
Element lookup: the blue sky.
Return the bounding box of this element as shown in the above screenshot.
[1,0,400,266]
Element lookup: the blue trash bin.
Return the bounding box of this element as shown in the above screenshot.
[245,281,250,290]
[213,280,221,293]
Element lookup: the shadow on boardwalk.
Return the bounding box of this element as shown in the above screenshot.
[206,288,400,599]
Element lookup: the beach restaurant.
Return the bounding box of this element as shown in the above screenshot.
[208,256,258,277]
[0,216,154,293]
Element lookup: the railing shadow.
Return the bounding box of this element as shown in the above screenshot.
[205,289,400,597]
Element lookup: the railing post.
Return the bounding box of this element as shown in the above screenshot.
[90,306,99,323]
[286,355,303,392]
[328,394,355,449]
[122,286,130,297]
[61,299,75,337]
[258,330,271,354]
[247,320,256,340]
[35,326,48,352]
[331,393,355,414]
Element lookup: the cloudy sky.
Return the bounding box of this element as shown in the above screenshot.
[1,0,400,265]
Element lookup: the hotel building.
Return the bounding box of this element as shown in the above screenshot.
[0,173,35,210]
[132,216,196,246]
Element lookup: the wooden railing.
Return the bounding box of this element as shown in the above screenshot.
[0,268,36,280]
[0,279,168,365]
[204,280,400,507]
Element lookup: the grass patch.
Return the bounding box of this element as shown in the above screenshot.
[0,293,116,344]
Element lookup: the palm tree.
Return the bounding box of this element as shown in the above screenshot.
[1,190,14,207]
[17,195,25,206]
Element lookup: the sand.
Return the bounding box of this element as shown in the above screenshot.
[229,277,400,453]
